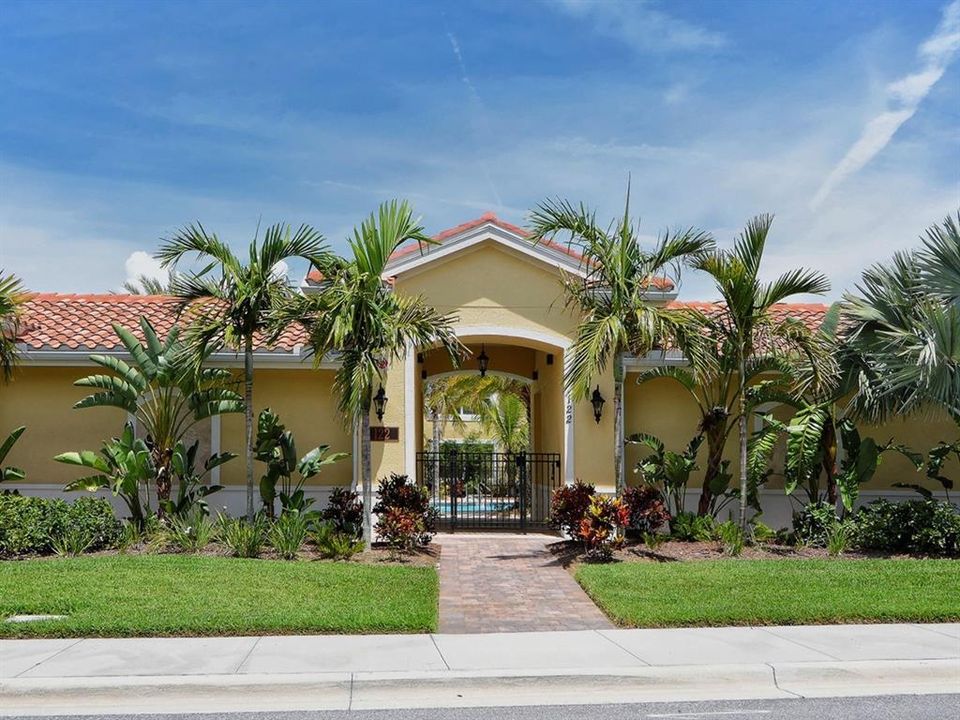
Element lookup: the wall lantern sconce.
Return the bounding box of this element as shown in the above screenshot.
[590,385,605,424]
[477,345,490,377]
[373,385,388,422]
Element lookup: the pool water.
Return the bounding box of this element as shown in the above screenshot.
[432,500,517,514]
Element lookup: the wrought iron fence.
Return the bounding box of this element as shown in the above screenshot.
[416,450,562,531]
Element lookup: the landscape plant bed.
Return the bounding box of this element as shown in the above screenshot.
[558,539,957,564]
[0,554,438,638]
[575,557,960,628]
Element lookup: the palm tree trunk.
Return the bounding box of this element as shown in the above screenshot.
[361,409,373,548]
[738,354,748,530]
[698,419,726,516]
[432,410,442,489]
[614,352,625,494]
[244,336,255,522]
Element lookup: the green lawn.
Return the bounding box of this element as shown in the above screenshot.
[576,559,960,628]
[0,555,438,638]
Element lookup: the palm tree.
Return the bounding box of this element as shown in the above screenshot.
[692,214,831,528]
[480,392,530,454]
[0,271,26,383]
[157,222,333,520]
[528,185,714,492]
[842,212,960,424]
[423,374,526,451]
[121,273,175,295]
[635,356,793,517]
[286,201,463,547]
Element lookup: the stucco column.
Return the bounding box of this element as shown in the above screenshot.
[563,349,575,485]
[404,341,416,480]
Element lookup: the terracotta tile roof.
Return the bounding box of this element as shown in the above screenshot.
[305,212,675,291]
[17,293,309,353]
[17,293,829,355]
[670,301,830,333]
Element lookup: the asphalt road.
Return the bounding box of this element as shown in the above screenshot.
[13,694,960,720]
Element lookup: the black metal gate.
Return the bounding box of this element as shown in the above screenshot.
[416,450,562,531]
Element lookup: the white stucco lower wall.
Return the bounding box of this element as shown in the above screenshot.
[3,483,342,520]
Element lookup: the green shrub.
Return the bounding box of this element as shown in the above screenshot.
[716,520,744,556]
[826,521,854,557]
[670,511,716,541]
[220,515,266,558]
[312,521,364,560]
[642,531,667,551]
[748,520,778,546]
[167,509,218,553]
[792,501,839,547]
[854,499,960,555]
[0,495,119,556]
[66,496,122,551]
[0,495,66,555]
[268,512,309,559]
[52,526,92,556]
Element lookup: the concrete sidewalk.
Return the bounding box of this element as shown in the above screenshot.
[2,623,958,715]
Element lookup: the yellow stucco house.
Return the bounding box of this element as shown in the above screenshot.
[1,213,952,528]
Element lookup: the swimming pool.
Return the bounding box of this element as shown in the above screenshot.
[432,500,517,514]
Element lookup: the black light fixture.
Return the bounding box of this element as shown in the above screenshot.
[590,385,605,424]
[477,344,489,377]
[373,385,388,422]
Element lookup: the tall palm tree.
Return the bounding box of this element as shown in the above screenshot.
[528,186,714,492]
[842,212,960,424]
[635,354,794,517]
[692,214,831,528]
[286,201,463,547]
[157,222,333,520]
[0,271,26,383]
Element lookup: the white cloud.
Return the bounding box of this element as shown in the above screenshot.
[554,0,726,53]
[811,0,960,209]
[123,250,166,290]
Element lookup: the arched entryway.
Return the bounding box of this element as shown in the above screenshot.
[407,328,571,531]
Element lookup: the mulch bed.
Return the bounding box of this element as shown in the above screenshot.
[548,539,934,569]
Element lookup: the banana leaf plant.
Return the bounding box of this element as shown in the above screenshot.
[894,440,956,503]
[71,316,244,512]
[0,426,26,485]
[627,432,703,517]
[56,422,152,528]
[254,408,348,517]
[750,411,903,513]
[158,439,235,518]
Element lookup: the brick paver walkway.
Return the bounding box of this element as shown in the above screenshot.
[436,533,614,634]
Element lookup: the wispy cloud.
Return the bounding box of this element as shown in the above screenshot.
[444,28,503,209]
[811,0,960,209]
[553,0,726,53]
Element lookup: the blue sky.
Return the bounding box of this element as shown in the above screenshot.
[1,0,958,300]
